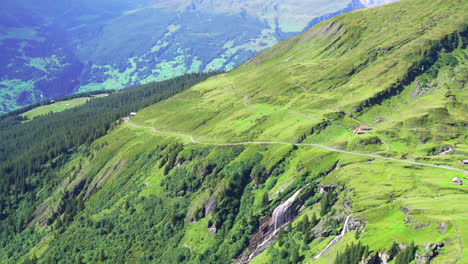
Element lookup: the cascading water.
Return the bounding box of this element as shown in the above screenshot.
[272,188,302,231]
[312,214,352,260]
[246,188,304,262]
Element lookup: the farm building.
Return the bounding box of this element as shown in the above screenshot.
[461,160,468,165]
[130,112,137,117]
[452,177,462,186]
[353,128,365,134]
[353,125,372,134]
[353,125,373,134]
[358,125,373,130]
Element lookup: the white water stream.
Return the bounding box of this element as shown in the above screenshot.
[312,214,352,260]
[246,188,304,262]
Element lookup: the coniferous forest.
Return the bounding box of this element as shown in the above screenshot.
[0,72,218,250]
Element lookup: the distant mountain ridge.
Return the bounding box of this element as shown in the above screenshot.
[359,0,399,7]
[0,0,399,113]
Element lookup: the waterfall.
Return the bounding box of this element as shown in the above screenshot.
[272,188,303,231]
[245,188,304,262]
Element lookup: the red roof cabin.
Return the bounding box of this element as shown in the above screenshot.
[353,125,372,134]
[353,128,365,134]
[358,125,373,131]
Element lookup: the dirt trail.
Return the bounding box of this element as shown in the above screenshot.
[127,121,466,173]
[371,139,390,155]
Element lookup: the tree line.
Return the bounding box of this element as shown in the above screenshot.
[0,72,219,227]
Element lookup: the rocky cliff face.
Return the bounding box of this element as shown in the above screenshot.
[362,243,444,264]
[237,187,312,263]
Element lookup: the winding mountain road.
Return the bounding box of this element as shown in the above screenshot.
[371,139,390,155]
[127,121,466,173]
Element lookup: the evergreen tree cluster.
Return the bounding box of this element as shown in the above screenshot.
[320,190,337,217]
[334,241,369,264]
[0,72,218,245]
[296,214,318,244]
[394,242,417,264]
[0,72,217,196]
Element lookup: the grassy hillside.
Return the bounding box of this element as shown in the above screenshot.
[1,0,378,113]
[20,94,109,120]
[132,0,467,161]
[1,0,467,263]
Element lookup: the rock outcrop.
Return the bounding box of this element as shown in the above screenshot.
[415,243,444,264]
[237,186,313,263]
[362,242,444,264]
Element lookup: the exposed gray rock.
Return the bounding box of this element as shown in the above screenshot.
[312,218,333,238]
[362,242,444,264]
[411,80,436,98]
[437,147,453,156]
[378,252,391,263]
[415,243,444,264]
[318,184,338,195]
[362,251,392,264]
[347,217,363,231]
[204,194,218,216]
[207,220,217,235]
[237,187,312,263]
[362,253,381,264]
[437,222,447,234]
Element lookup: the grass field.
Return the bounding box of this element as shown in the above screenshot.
[21,94,108,120]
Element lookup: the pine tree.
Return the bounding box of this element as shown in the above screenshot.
[302,215,309,232]
[261,192,269,207]
[291,247,299,264]
[311,213,318,226]
[98,249,106,262]
[277,228,285,247]
[76,255,83,264]
[303,230,311,244]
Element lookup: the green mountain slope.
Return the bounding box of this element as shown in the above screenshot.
[1,0,467,263]
[2,0,393,113]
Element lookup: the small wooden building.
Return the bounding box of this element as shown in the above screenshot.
[353,128,365,134]
[452,177,462,186]
[359,125,373,131]
[353,125,372,134]
[461,160,468,165]
[130,112,137,117]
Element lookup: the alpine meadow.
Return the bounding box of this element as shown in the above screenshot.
[0,0,467,264]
